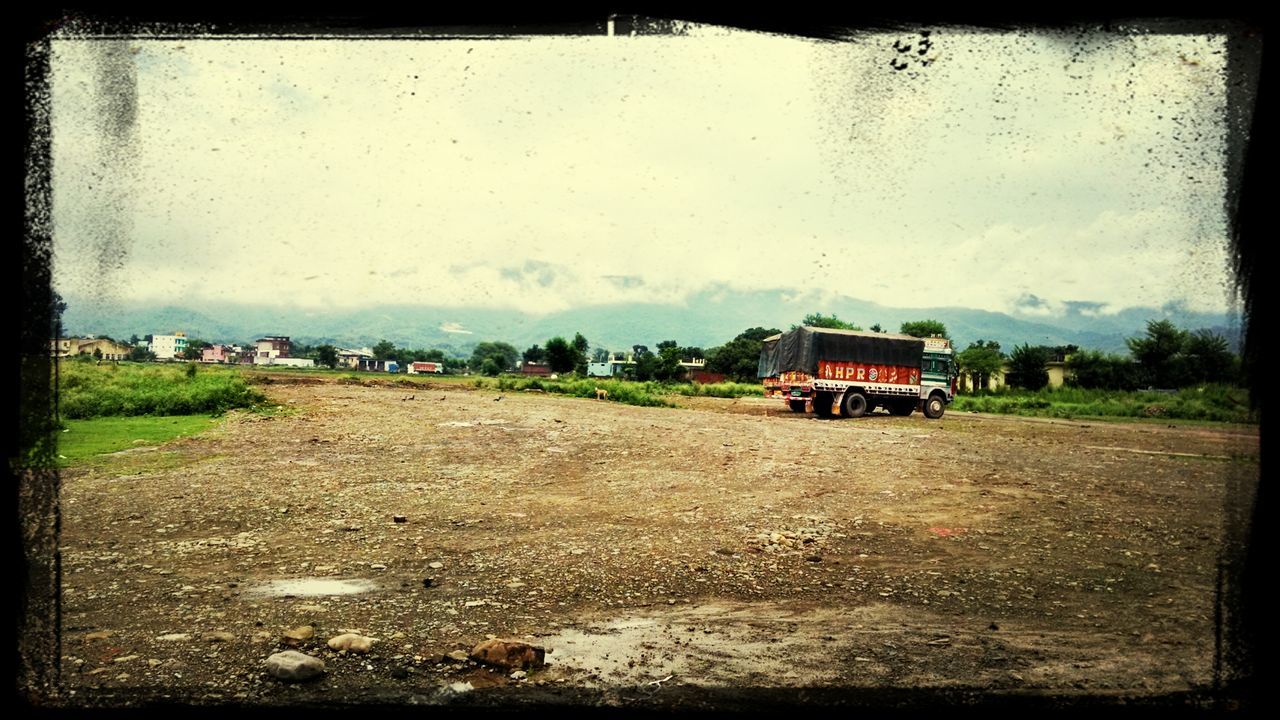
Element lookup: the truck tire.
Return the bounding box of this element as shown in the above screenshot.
[923,393,946,419]
[889,399,914,416]
[841,391,868,418]
[789,399,806,413]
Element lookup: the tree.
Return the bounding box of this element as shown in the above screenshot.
[128,334,140,346]
[591,347,610,363]
[316,344,339,369]
[653,340,683,382]
[795,313,859,331]
[128,346,155,362]
[544,337,577,374]
[469,341,519,373]
[900,320,949,339]
[1066,349,1141,391]
[182,339,211,361]
[956,340,1004,392]
[1183,329,1237,385]
[628,345,657,381]
[480,357,503,376]
[523,345,547,364]
[1006,343,1050,390]
[571,333,590,375]
[705,327,782,383]
[372,339,397,361]
[1126,320,1190,388]
[869,323,883,333]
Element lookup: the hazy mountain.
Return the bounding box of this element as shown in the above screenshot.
[61,288,1240,358]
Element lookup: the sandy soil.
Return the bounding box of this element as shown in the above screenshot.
[49,375,1259,710]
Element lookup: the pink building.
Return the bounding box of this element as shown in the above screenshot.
[202,345,234,363]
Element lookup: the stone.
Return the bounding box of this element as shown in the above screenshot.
[203,631,235,643]
[84,630,115,642]
[157,633,192,642]
[428,562,444,569]
[263,650,325,681]
[282,626,315,645]
[469,639,545,670]
[327,633,375,654]
[444,650,470,663]
[393,515,408,523]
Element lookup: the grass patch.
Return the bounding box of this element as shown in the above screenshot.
[57,360,268,419]
[952,384,1255,423]
[56,414,221,467]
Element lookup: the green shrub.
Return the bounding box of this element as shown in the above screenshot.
[56,361,267,419]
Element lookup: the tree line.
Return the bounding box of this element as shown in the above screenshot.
[88,315,1241,393]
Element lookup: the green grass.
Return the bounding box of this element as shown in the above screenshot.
[55,414,222,466]
[951,384,1255,423]
[56,360,268,419]
[474,376,766,407]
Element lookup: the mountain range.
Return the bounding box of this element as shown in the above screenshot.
[60,287,1243,358]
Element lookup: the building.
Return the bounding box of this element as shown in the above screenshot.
[252,336,292,364]
[337,347,374,369]
[358,358,398,373]
[75,338,132,360]
[520,362,552,376]
[202,344,235,363]
[150,332,188,360]
[959,359,1070,392]
[272,357,315,368]
[51,337,131,360]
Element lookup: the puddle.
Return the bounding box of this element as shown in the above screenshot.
[540,601,856,688]
[242,577,379,598]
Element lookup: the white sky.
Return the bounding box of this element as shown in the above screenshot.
[47,23,1239,318]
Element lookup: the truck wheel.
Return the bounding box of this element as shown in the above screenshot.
[841,392,868,418]
[789,399,806,413]
[923,394,946,419]
[889,400,914,416]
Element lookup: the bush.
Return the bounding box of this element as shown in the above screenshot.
[950,384,1254,423]
[56,361,267,419]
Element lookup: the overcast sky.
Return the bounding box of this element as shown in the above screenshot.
[47,22,1239,319]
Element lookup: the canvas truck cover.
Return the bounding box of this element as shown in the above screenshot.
[758,326,925,378]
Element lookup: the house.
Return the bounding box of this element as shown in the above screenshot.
[959,359,1069,392]
[337,347,375,369]
[75,338,132,361]
[272,357,315,368]
[202,344,236,363]
[520,362,552,376]
[358,358,398,373]
[688,369,728,384]
[150,332,188,360]
[408,361,445,375]
[252,336,292,364]
[50,338,80,357]
[52,337,131,360]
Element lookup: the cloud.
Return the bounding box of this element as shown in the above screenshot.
[46,30,1237,319]
[439,322,472,334]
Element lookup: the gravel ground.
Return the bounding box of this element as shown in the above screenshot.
[47,375,1259,711]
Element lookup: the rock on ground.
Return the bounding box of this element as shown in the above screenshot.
[469,639,546,670]
[327,633,375,654]
[263,650,325,681]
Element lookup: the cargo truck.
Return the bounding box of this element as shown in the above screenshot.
[758,326,958,419]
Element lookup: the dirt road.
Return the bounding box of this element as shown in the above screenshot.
[50,377,1259,710]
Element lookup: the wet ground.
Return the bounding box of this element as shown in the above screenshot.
[45,377,1259,710]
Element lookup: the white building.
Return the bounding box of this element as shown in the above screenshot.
[150,332,188,360]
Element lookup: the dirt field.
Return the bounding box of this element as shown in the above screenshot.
[50,376,1260,710]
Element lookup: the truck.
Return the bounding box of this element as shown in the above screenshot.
[758,326,958,419]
